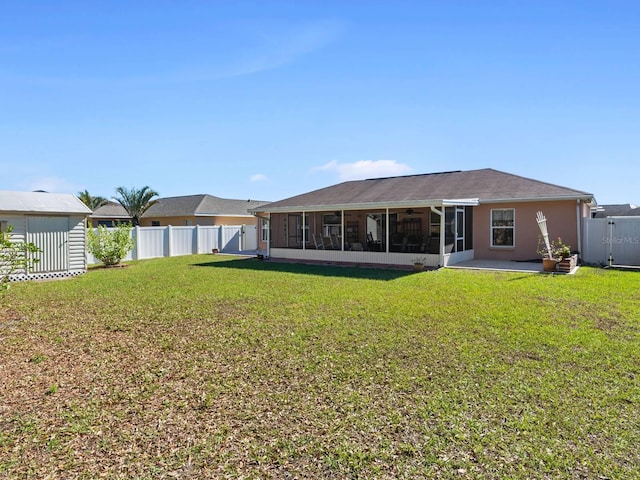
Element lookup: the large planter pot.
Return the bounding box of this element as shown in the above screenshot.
[413,263,424,272]
[542,258,558,272]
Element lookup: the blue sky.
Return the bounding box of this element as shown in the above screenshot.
[1,1,638,205]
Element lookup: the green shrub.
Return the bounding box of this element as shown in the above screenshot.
[0,225,41,291]
[87,223,135,266]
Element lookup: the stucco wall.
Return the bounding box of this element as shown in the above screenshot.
[473,200,582,261]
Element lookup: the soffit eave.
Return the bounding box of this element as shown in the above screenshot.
[193,213,254,217]
[480,194,594,204]
[250,198,480,214]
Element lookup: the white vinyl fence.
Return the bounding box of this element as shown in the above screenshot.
[88,225,258,265]
[583,217,640,267]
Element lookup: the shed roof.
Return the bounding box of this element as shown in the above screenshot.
[253,168,594,212]
[0,190,91,214]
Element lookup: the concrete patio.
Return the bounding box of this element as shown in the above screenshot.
[447,259,579,274]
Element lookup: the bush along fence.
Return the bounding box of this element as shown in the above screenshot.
[87,225,258,265]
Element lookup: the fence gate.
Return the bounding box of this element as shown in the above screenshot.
[605,217,640,267]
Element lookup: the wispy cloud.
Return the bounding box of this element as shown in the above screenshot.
[3,19,345,87]
[314,160,413,182]
[250,173,268,182]
[25,176,80,194]
[219,19,344,79]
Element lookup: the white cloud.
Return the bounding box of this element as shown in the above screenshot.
[314,160,412,182]
[250,173,268,182]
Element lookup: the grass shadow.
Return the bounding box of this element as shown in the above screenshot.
[192,257,418,281]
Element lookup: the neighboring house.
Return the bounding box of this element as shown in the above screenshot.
[0,190,92,280]
[90,201,132,227]
[251,168,596,268]
[90,194,270,227]
[592,204,640,218]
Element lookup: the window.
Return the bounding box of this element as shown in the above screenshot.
[261,218,269,242]
[322,214,342,237]
[429,211,440,238]
[491,209,515,247]
[287,214,308,246]
[151,220,160,227]
[0,221,7,233]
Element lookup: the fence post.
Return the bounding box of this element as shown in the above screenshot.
[195,224,200,254]
[167,225,173,258]
[133,226,140,260]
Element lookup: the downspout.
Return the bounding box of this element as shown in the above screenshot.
[576,200,582,260]
[431,206,444,267]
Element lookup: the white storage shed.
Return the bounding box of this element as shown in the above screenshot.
[0,190,92,281]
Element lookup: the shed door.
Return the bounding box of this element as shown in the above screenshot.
[27,216,69,273]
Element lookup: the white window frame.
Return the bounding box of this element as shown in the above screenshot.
[261,218,269,242]
[322,213,342,237]
[490,208,515,248]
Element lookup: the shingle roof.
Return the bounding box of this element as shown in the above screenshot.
[144,195,269,217]
[593,204,640,218]
[91,201,130,218]
[91,195,270,218]
[0,190,92,214]
[254,169,594,212]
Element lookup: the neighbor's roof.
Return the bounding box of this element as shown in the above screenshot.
[0,190,92,214]
[91,201,130,218]
[253,168,594,213]
[592,204,640,218]
[91,194,270,218]
[144,194,270,217]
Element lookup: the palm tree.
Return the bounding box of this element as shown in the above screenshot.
[114,186,159,226]
[77,190,108,211]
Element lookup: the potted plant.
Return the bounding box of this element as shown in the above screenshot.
[537,236,560,272]
[412,256,427,271]
[537,237,574,272]
[555,238,578,273]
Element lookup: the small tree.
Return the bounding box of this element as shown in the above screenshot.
[87,223,135,267]
[0,225,41,291]
[77,190,108,211]
[114,186,159,226]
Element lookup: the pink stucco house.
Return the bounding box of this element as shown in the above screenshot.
[250,168,596,268]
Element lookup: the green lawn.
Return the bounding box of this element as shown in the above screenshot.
[1,255,639,479]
